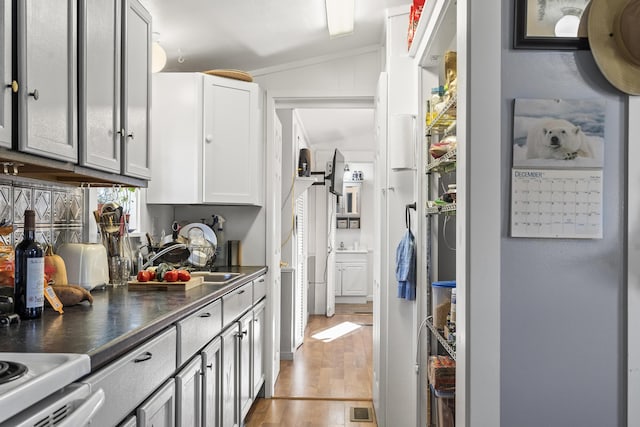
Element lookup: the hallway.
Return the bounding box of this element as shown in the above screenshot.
[245,303,376,426]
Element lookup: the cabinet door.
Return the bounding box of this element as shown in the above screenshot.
[79,0,121,173]
[0,0,11,148]
[252,301,266,397]
[238,313,252,421]
[137,378,176,427]
[17,0,78,162]
[202,75,260,205]
[340,262,367,296]
[175,355,202,427]
[122,0,151,179]
[119,416,136,427]
[147,73,203,204]
[221,325,238,427]
[202,337,221,427]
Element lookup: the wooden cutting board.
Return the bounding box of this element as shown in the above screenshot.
[128,275,204,291]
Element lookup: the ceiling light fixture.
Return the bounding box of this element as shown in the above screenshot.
[325,0,355,37]
[151,32,167,73]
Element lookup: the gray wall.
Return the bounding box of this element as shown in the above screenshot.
[501,2,626,426]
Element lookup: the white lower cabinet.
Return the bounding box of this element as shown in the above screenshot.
[338,262,367,296]
[202,337,222,427]
[335,251,368,297]
[238,313,253,421]
[86,277,266,427]
[252,300,266,397]
[137,378,176,427]
[175,355,203,427]
[85,327,177,427]
[221,325,238,427]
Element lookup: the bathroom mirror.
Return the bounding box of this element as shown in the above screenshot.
[340,182,361,216]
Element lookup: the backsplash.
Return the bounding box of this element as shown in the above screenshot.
[0,178,84,248]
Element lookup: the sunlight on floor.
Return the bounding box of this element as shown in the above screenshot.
[311,321,362,342]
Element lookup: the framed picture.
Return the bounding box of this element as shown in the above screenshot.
[514,0,590,50]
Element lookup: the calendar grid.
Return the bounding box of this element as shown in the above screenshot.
[511,168,603,239]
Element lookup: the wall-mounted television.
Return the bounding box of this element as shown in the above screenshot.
[329,149,344,196]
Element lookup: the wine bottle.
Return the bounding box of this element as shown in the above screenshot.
[14,210,44,319]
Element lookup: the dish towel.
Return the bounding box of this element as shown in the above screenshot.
[395,229,416,300]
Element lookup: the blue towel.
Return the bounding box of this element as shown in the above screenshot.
[395,229,416,300]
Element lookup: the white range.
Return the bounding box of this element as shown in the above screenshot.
[0,352,104,426]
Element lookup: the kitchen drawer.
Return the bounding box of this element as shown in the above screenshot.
[222,282,252,327]
[84,327,177,427]
[253,275,266,304]
[176,299,222,366]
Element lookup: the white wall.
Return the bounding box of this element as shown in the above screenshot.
[252,48,382,97]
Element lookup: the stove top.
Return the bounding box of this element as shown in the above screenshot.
[0,353,90,423]
[0,361,28,385]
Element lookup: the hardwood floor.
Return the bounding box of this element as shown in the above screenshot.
[245,303,376,426]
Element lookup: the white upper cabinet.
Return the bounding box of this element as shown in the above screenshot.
[79,0,121,173]
[148,72,262,206]
[17,0,78,162]
[202,76,261,205]
[0,0,11,148]
[122,0,151,179]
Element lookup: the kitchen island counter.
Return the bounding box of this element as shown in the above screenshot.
[0,266,267,371]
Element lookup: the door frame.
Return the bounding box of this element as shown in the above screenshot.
[263,91,374,398]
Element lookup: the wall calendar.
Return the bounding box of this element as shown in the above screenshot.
[510,169,602,238]
[510,98,605,239]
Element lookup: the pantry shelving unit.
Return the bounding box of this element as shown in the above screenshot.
[425,316,456,360]
[410,0,458,425]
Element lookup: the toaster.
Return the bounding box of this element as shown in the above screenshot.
[56,243,109,291]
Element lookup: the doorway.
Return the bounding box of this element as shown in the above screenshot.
[262,93,378,406]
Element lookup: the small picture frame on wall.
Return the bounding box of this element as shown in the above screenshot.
[514,0,590,50]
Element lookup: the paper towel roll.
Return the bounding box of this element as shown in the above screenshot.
[389,114,416,170]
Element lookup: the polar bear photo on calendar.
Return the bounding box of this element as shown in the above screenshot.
[512,98,605,168]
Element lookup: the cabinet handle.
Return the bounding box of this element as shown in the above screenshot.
[28,89,39,100]
[199,312,212,318]
[258,278,265,283]
[254,318,259,323]
[235,330,248,339]
[205,135,213,143]
[237,289,245,295]
[5,81,18,93]
[115,129,125,137]
[133,351,153,363]
[206,363,213,370]
[126,131,135,140]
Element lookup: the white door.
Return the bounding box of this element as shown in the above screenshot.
[326,191,337,317]
[294,194,308,347]
[264,93,282,397]
[373,72,388,420]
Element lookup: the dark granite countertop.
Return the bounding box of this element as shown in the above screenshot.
[0,266,266,371]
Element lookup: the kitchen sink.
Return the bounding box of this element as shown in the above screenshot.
[191,271,244,285]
